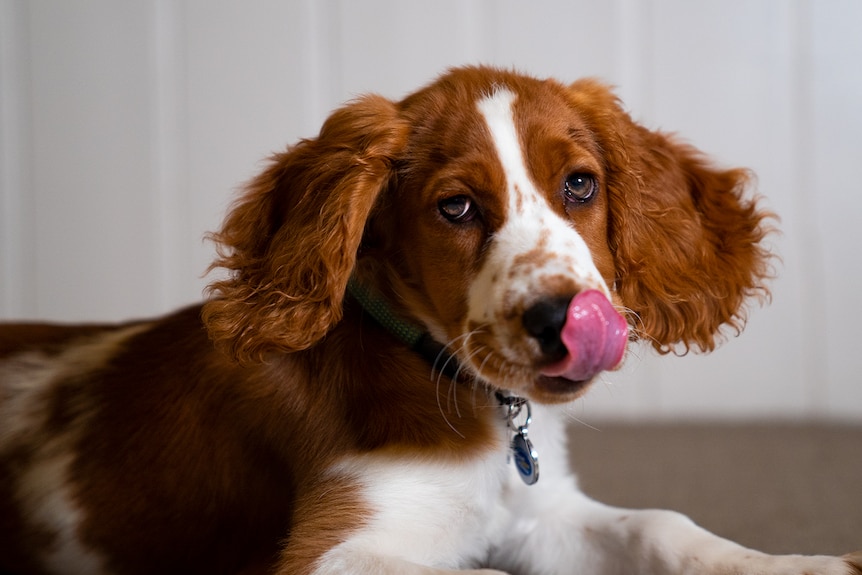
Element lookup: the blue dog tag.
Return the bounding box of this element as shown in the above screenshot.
[512,431,539,485]
[497,393,540,486]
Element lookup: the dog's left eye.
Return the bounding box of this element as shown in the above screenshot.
[438,195,476,222]
[563,173,597,204]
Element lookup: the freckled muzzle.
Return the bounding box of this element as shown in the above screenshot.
[534,290,628,383]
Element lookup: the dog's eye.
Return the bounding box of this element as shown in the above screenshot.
[438,195,476,222]
[563,173,597,204]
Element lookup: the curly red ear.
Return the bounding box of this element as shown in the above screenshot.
[203,95,407,362]
[568,79,774,353]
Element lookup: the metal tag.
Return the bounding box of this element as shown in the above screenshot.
[512,430,539,485]
[497,392,540,486]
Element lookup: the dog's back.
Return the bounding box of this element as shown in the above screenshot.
[0,307,299,574]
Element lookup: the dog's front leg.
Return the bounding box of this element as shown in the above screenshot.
[490,489,861,575]
[573,501,862,575]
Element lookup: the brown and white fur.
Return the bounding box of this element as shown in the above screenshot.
[1,66,859,575]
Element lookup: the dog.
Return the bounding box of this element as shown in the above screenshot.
[1,66,859,575]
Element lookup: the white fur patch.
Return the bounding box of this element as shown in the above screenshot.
[312,403,583,575]
[314,434,511,573]
[467,89,608,363]
[0,323,151,575]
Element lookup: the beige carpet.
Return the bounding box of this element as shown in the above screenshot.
[567,423,862,556]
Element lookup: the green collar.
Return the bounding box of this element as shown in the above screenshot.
[346,278,462,379]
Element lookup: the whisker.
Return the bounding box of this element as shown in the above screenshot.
[433,358,466,440]
[475,347,494,382]
[563,406,602,432]
[449,377,460,419]
[431,334,469,416]
[613,304,660,348]
[437,331,475,416]
[470,378,481,416]
[431,328,491,436]
[436,390,466,439]
[455,330,494,415]
[449,329,491,418]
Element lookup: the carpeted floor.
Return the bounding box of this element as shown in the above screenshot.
[567,423,862,556]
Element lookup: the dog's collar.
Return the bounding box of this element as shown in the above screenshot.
[346,277,540,485]
[346,277,462,380]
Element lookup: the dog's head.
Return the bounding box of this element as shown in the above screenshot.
[203,66,771,404]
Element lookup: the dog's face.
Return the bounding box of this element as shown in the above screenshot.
[371,77,623,403]
[204,66,771,404]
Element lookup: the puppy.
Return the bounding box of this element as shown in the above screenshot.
[1,66,859,575]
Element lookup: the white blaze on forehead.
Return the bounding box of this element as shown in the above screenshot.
[470,88,608,328]
[476,89,533,215]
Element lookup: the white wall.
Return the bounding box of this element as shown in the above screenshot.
[1,0,860,422]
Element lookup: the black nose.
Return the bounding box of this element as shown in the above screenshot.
[522,296,571,360]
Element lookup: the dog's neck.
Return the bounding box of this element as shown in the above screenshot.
[346,277,541,485]
[346,277,463,381]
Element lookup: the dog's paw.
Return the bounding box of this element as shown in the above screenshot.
[844,551,862,575]
[771,553,862,575]
[707,553,862,575]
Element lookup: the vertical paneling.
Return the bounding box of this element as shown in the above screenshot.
[789,0,829,416]
[184,0,327,298]
[0,0,35,318]
[151,0,194,311]
[336,0,489,98]
[2,0,860,420]
[26,1,160,320]
[613,0,653,115]
[644,1,808,417]
[809,0,862,418]
[483,0,618,81]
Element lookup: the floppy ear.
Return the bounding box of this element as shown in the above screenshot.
[203,95,407,362]
[568,79,773,353]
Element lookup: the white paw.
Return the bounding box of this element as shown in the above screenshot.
[724,553,862,575]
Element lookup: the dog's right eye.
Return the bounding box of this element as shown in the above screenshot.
[438,195,476,222]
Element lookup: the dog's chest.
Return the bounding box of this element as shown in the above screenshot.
[321,406,571,569]
[323,431,513,567]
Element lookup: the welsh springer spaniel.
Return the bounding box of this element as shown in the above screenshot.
[1,66,859,575]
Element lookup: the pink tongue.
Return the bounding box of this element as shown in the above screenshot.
[541,290,628,382]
